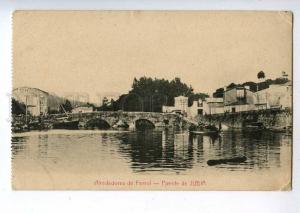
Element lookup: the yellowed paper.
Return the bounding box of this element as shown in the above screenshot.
[12,11,292,190]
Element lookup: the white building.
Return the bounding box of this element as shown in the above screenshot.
[72,106,94,113]
[162,96,189,115]
[189,99,204,117]
[174,96,189,113]
[162,76,292,117]
[255,81,292,110]
[203,97,224,115]
[222,86,256,113]
[162,106,176,113]
[163,96,223,117]
[13,87,49,116]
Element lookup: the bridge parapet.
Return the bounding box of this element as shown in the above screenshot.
[63,111,182,129]
[12,111,200,131]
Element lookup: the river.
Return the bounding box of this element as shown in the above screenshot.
[11,129,292,190]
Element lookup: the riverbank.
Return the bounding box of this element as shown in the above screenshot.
[195,108,292,132]
[12,108,292,134]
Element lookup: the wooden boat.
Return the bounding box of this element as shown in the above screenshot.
[268,125,292,134]
[52,104,79,130]
[243,122,265,130]
[207,156,247,166]
[190,130,219,136]
[53,118,79,129]
[189,124,219,135]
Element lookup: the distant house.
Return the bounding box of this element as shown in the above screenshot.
[203,97,224,115]
[162,106,176,113]
[72,106,94,113]
[162,96,189,115]
[174,96,189,113]
[255,81,292,110]
[223,86,256,113]
[12,87,62,116]
[162,74,292,117]
[189,99,204,117]
[163,96,223,117]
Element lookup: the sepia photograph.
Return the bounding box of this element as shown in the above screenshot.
[11,11,292,190]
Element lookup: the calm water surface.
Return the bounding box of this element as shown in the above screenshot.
[12,129,291,178]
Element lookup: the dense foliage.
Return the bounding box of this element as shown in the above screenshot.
[100,77,208,112]
[59,99,73,113]
[12,98,26,115]
[257,71,265,79]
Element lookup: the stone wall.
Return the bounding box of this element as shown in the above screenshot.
[196,108,292,130]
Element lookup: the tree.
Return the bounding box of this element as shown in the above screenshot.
[213,88,225,98]
[257,71,265,80]
[60,99,73,113]
[227,83,237,90]
[12,98,26,115]
[119,93,143,112]
[99,97,110,111]
[64,100,73,112]
[86,102,96,110]
[242,81,257,92]
[109,77,207,112]
[188,93,209,106]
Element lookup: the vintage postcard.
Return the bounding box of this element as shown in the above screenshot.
[12,11,292,190]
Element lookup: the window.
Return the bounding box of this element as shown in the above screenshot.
[232,107,236,113]
[237,89,245,98]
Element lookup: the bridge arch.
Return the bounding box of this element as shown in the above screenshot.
[135,118,155,130]
[85,118,111,129]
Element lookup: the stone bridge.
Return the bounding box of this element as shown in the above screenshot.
[56,111,184,129]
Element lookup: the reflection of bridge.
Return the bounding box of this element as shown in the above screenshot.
[60,111,184,129]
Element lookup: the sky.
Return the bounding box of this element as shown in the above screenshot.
[13,11,292,103]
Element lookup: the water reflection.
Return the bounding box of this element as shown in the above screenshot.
[113,129,290,172]
[123,130,194,172]
[12,129,291,176]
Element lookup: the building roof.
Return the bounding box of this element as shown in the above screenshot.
[13,86,50,96]
[225,85,251,93]
[279,80,292,86]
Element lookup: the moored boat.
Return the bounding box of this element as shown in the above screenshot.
[189,124,219,135]
[267,125,292,134]
[207,156,247,166]
[243,122,265,130]
[53,117,79,129]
